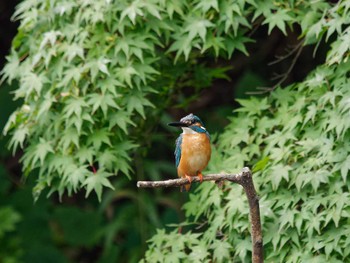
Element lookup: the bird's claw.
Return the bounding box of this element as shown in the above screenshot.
[185,174,192,183]
[198,172,203,183]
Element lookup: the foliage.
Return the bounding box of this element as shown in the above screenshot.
[142,1,350,262]
[0,0,233,261]
[2,0,232,200]
[144,61,350,262]
[0,164,104,263]
[3,0,350,262]
[0,205,22,263]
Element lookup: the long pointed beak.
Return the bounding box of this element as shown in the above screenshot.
[168,122,188,127]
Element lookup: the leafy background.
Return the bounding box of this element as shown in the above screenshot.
[1,0,350,262]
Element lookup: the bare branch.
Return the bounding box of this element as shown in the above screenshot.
[247,39,305,95]
[239,168,263,263]
[137,169,248,188]
[268,40,304,66]
[137,167,264,263]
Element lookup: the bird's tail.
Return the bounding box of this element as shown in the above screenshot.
[180,183,191,192]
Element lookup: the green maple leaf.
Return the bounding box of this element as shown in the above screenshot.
[211,240,232,262]
[224,35,252,58]
[8,125,29,154]
[263,9,293,35]
[108,111,135,134]
[76,146,94,164]
[60,128,80,150]
[87,93,120,117]
[185,18,215,42]
[188,242,209,261]
[63,97,88,118]
[64,43,85,62]
[235,97,269,116]
[270,164,291,190]
[87,128,111,150]
[168,35,193,62]
[120,1,144,24]
[195,0,219,12]
[115,65,138,87]
[97,150,117,170]
[33,138,55,166]
[63,164,89,191]
[127,93,154,118]
[83,169,114,201]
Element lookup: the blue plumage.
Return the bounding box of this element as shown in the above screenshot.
[189,126,210,138]
[175,134,182,167]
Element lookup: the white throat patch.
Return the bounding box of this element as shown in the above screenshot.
[182,127,197,134]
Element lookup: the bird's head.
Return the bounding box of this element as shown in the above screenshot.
[168,113,207,134]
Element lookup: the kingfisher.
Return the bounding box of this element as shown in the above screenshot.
[168,113,211,191]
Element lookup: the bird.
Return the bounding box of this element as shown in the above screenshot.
[168,113,211,191]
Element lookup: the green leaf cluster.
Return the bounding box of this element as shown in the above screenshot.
[0,169,106,263]
[2,0,268,200]
[0,206,22,263]
[3,0,339,201]
[221,61,350,262]
[3,0,350,261]
[144,63,350,262]
[142,0,350,262]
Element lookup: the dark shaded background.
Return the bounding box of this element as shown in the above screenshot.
[0,2,328,262]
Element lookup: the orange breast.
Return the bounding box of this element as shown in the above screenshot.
[177,133,211,178]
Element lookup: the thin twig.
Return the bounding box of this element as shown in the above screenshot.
[268,40,304,66]
[247,39,305,95]
[248,16,265,38]
[137,167,264,263]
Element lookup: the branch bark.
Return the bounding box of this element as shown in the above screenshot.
[137,167,263,263]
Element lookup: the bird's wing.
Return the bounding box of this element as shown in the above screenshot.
[206,131,211,141]
[175,134,183,168]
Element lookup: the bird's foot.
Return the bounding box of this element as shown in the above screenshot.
[181,174,192,192]
[185,174,193,183]
[198,172,203,183]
